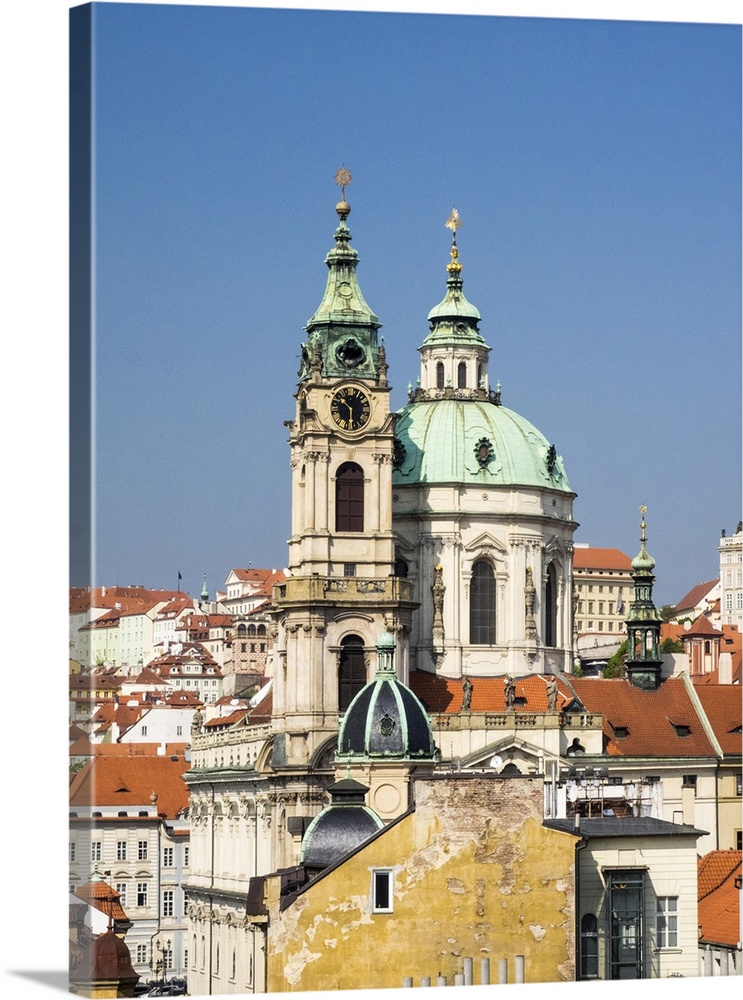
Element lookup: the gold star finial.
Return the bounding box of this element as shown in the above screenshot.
[335,167,352,199]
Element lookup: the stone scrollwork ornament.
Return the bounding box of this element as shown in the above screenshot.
[525,566,538,643]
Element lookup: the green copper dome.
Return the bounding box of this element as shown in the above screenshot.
[392,399,571,491]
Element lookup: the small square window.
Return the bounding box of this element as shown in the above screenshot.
[372,869,393,913]
[344,563,357,578]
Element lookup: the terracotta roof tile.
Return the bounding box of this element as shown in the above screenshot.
[74,880,129,923]
[683,614,724,638]
[693,686,742,755]
[698,850,742,948]
[69,751,190,817]
[409,672,567,714]
[572,548,632,571]
[674,580,719,613]
[568,676,717,758]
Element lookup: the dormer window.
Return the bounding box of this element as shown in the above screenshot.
[610,723,630,739]
[671,722,691,738]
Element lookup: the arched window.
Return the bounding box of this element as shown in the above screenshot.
[436,362,445,389]
[247,624,256,637]
[232,949,236,980]
[470,561,496,644]
[393,556,409,578]
[457,361,467,388]
[545,563,557,647]
[704,640,711,654]
[257,624,266,636]
[336,462,364,532]
[580,913,599,979]
[339,634,366,711]
[477,363,483,388]
[237,624,246,637]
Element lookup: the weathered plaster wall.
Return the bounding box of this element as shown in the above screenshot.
[267,775,577,992]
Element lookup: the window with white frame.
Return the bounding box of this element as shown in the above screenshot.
[137,882,148,906]
[163,846,174,867]
[136,945,147,964]
[69,841,76,862]
[138,840,148,860]
[116,882,127,906]
[656,896,678,948]
[162,889,174,916]
[91,841,101,862]
[183,891,189,915]
[117,840,127,860]
[372,869,394,912]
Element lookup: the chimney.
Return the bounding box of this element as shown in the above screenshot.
[719,652,733,685]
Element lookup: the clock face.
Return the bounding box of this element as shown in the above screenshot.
[330,385,371,431]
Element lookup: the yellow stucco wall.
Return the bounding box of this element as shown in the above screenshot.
[267,775,577,992]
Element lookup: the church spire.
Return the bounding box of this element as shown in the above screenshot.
[299,168,382,384]
[414,209,492,399]
[625,504,663,690]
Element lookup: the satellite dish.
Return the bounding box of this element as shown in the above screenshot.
[490,755,503,770]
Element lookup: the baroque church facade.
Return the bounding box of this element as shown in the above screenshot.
[184,180,580,994]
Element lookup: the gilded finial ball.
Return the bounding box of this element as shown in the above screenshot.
[336,199,351,218]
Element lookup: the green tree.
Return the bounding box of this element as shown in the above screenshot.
[660,636,683,654]
[604,639,628,678]
[658,604,677,622]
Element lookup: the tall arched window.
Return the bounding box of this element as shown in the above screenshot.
[470,561,496,644]
[339,634,366,711]
[335,462,364,532]
[436,362,445,389]
[545,562,557,647]
[457,361,467,388]
[477,363,483,388]
[580,913,599,979]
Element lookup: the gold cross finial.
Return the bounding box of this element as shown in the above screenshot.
[640,504,647,539]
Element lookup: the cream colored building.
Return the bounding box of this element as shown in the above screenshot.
[719,523,743,628]
[573,544,633,644]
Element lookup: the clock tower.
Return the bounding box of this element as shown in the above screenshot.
[272,172,416,767]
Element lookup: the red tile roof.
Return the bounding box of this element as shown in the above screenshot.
[568,676,718,758]
[698,850,741,948]
[69,751,190,817]
[692,686,742,755]
[572,548,632,571]
[409,672,566,714]
[674,580,719,613]
[92,742,189,757]
[70,587,186,615]
[74,879,129,923]
[683,614,723,638]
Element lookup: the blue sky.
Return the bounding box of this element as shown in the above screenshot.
[78,2,741,605]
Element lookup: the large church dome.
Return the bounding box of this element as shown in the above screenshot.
[393,399,571,491]
[389,213,577,678]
